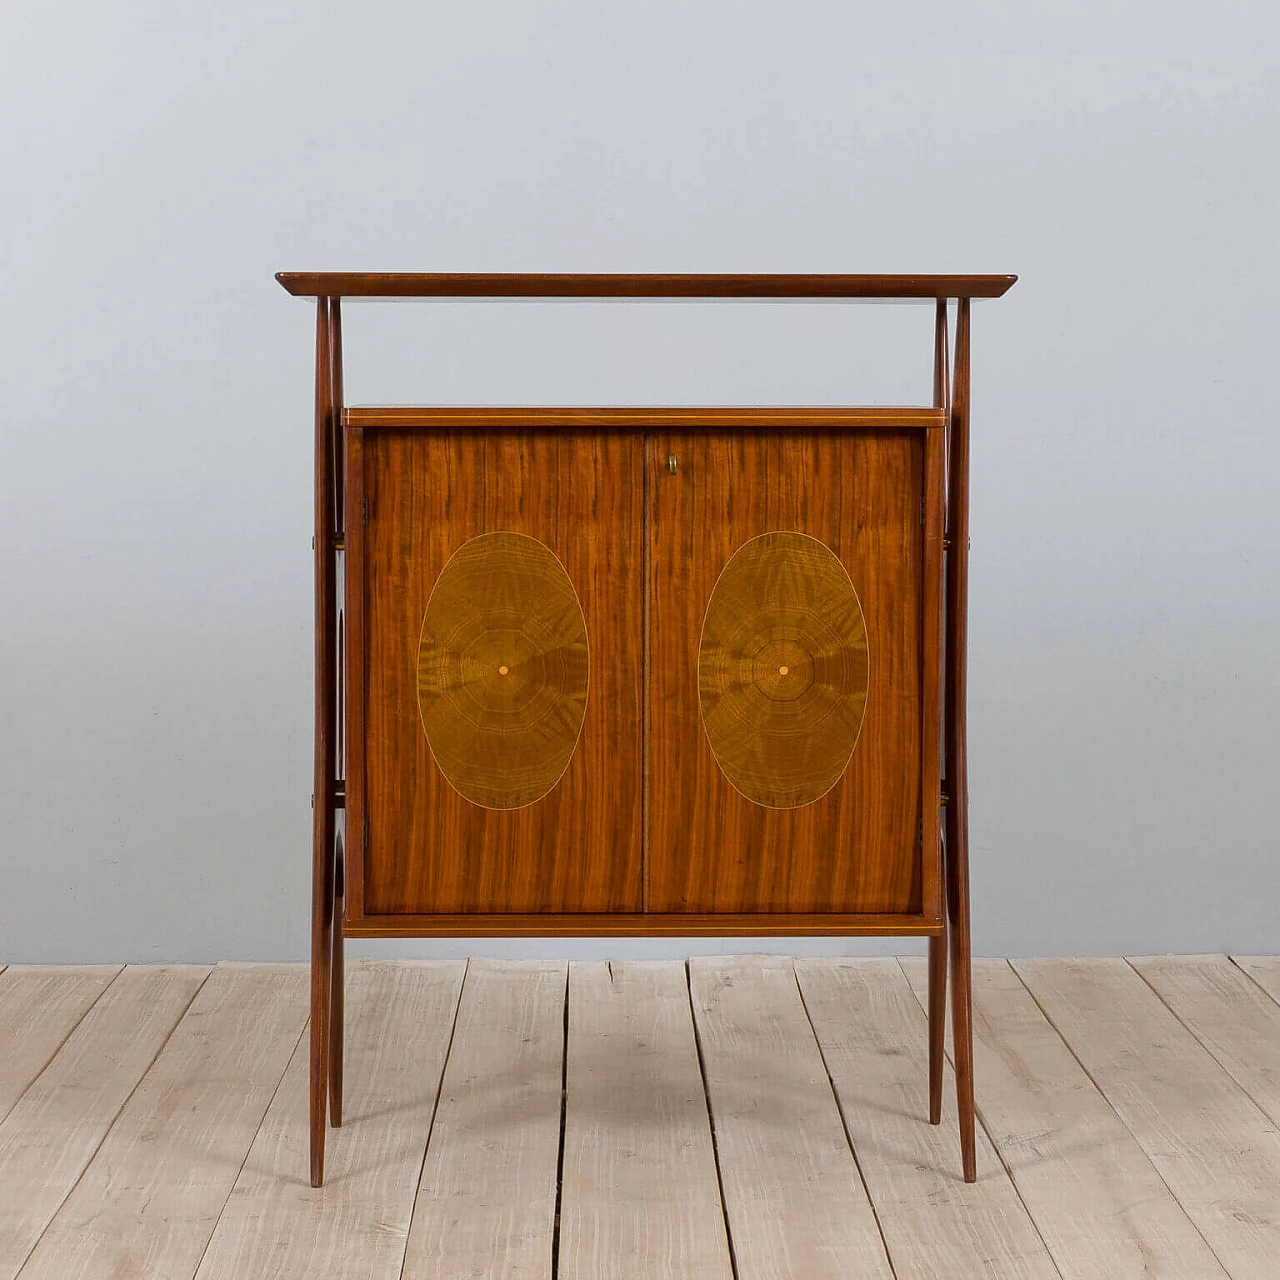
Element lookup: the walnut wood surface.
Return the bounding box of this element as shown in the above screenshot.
[926,300,950,1127]
[277,272,1017,299]
[345,406,945,430]
[327,305,345,1141]
[945,298,977,1182]
[343,427,367,923]
[359,431,644,914]
[328,832,343,1129]
[341,911,943,937]
[310,298,337,1187]
[648,431,926,915]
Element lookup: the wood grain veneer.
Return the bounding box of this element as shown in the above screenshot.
[309,297,337,1187]
[358,430,644,915]
[345,406,945,430]
[342,911,943,937]
[648,430,926,915]
[277,272,1016,299]
[945,298,977,1181]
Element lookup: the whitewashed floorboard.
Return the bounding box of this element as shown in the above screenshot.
[0,966,120,1124]
[797,959,1057,1279]
[559,961,733,1280]
[9,956,1280,1278]
[1015,957,1280,1280]
[902,958,1229,1279]
[196,960,465,1280]
[402,959,562,1280]
[1132,955,1280,1131]
[689,955,893,1280]
[1233,957,1280,1007]
[15,963,307,1280]
[0,966,209,1280]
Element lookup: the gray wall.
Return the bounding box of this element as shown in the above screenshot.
[2,1,1277,963]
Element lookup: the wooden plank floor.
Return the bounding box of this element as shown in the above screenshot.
[0,956,1277,1279]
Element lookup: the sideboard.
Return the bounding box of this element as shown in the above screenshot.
[276,271,1017,1187]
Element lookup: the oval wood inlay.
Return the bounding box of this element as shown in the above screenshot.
[417,531,589,809]
[698,531,869,809]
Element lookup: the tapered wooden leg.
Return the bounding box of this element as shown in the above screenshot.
[944,296,976,1182]
[945,805,976,1181]
[329,831,344,1128]
[927,932,948,1125]
[310,813,334,1186]
[310,295,338,1188]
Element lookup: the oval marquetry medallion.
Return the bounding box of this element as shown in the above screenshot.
[417,531,589,810]
[698,531,869,809]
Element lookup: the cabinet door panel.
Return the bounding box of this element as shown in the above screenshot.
[648,432,924,915]
[359,431,643,914]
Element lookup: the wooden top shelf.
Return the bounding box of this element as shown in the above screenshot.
[276,272,1016,300]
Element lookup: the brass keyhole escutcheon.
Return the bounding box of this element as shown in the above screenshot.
[668,454,678,474]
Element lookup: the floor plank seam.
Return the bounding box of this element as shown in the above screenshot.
[1228,955,1280,1012]
[191,1008,308,1280]
[890,960,1067,1279]
[0,965,125,1131]
[685,960,742,1280]
[792,964,899,1280]
[1125,957,1280,1133]
[11,965,212,1280]
[1007,960,1235,1280]
[550,964,569,1280]
[398,958,470,1280]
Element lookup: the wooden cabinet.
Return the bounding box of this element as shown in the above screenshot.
[279,272,1016,1188]
[343,421,941,932]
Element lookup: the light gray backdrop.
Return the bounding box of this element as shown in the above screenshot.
[3,1,1277,963]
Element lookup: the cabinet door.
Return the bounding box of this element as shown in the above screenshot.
[356,430,643,915]
[648,431,931,915]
